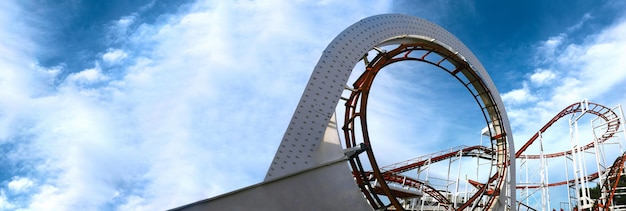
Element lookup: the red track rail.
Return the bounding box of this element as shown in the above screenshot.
[516,102,620,159]
[363,171,453,209]
[516,173,600,189]
[378,102,619,174]
[377,145,528,210]
[512,101,621,192]
[374,101,622,210]
[343,43,510,210]
[468,103,620,192]
[381,145,494,174]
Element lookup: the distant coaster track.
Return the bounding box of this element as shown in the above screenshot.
[514,101,621,190]
[380,145,495,174]
[516,101,621,159]
[371,101,622,210]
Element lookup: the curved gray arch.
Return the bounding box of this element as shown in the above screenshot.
[264,14,516,210]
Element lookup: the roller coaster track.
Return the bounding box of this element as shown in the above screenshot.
[364,170,537,211]
[362,171,454,210]
[470,101,621,194]
[343,41,511,211]
[516,101,621,159]
[371,101,622,210]
[597,151,626,209]
[369,145,513,210]
[380,145,495,174]
[514,173,600,189]
[513,101,621,191]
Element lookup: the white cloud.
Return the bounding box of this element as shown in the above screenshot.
[544,35,564,49]
[536,34,565,63]
[529,69,556,86]
[107,14,138,44]
[117,16,135,29]
[102,49,128,64]
[66,65,109,85]
[536,13,593,65]
[502,83,536,105]
[548,19,626,105]
[25,185,63,210]
[7,177,35,193]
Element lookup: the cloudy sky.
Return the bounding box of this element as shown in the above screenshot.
[1,0,626,210]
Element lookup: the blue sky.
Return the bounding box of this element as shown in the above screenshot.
[1,0,626,210]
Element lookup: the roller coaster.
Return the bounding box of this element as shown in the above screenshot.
[343,38,512,211]
[170,14,625,211]
[330,16,626,211]
[344,99,625,210]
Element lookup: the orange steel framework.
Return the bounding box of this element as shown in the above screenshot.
[342,42,510,210]
[340,41,625,210]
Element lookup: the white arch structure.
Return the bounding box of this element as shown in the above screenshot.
[170,14,516,211]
